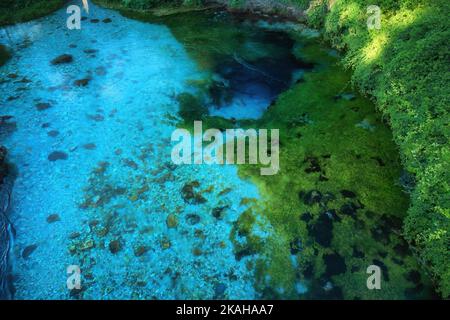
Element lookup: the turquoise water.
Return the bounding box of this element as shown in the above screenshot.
[0,3,282,299]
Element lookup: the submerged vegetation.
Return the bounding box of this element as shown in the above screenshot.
[0,44,11,66]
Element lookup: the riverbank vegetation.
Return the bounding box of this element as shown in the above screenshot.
[0,0,65,26]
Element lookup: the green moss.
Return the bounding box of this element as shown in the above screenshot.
[0,44,11,66]
[230,209,263,260]
[176,92,208,123]
[0,0,65,26]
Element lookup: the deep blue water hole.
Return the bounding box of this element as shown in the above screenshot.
[208,30,313,119]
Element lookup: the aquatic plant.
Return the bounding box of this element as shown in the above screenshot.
[176,93,209,122]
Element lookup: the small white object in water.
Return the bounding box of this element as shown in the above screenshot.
[356,119,376,132]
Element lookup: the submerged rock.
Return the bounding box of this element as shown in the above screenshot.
[74,78,91,87]
[0,44,11,66]
[46,214,60,223]
[0,146,8,184]
[160,237,171,250]
[47,130,59,137]
[123,158,138,170]
[373,259,389,281]
[339,202,359,217]
[185,214,201,225]
[36,102,52,111]
[355,119,375,132]
[394,240,411,257]
[80,239,95,251]
[0,115,13,124]
[352,247,365,258]
[86,114,104,122]
[192,247,202,256]
[300,212,312,223]
[181,181,206,204]
[212,206,228,219]
[406,270,422,285]
[371,156,386,167]
[48,151,68,161]
[322,192,336,204]
[69,232,80,240]
[51,54,73,65]
[308,212,333,247]
[304,156,321,173]
[83,49,98,54]
[334,93,356,101]
[289,238,302,254]
[83,143,96,150]
[22,244,38,259]
[134,245,149,257]
[341,93,356,101]
[324,252,347,277]
[324,209,341,222]
[214,283,227,299]
[95,66,107,76]
[166,214,178,228]
[340,190,356,198]
[109,240,122,254]
[300,190,322,206]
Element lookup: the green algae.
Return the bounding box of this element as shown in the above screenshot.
[177,93,209,123]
